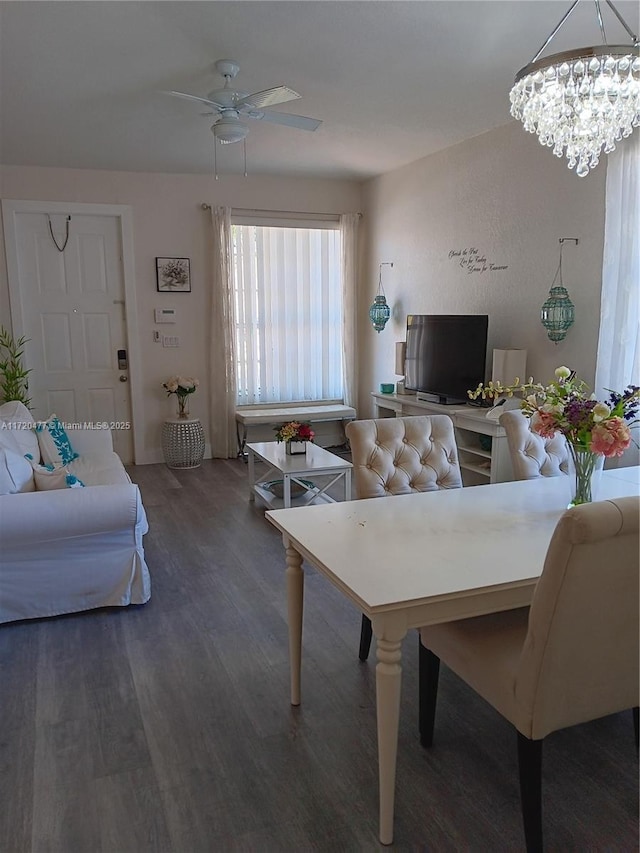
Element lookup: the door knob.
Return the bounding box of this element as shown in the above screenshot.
[119,375,128,382]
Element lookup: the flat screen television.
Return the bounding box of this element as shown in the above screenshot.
[404,314,488,404]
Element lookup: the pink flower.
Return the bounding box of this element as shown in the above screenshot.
[297,423,315,441]
[589,417,632,457]
[530,409,558,439]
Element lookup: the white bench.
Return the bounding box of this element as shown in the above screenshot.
[236,403,357,456]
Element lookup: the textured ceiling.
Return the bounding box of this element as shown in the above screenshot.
[1,1,638,180]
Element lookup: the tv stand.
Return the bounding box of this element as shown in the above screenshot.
[416,392,468,406]
[371,391,514,486]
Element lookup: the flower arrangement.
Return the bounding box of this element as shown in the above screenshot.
[469,366,640,505]
[274,421,315,443]
[468,366,639,458]
[163,375,199,418]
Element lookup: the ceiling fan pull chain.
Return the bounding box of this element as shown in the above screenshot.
[213,136,219,181]
[47,215,71,252]
[243,138,248,177]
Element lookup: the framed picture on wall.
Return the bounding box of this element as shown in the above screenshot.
[156,257,191,292]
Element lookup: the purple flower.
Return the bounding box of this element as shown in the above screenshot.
[564,398,596,429]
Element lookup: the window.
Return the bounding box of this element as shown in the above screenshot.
[232,222,343,405]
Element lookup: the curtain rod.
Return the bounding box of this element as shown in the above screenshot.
[200,203,361,218]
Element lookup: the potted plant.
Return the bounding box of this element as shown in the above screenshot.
[274,421,315,455]
[0,326,31,408]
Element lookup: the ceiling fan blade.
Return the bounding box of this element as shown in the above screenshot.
[248,109,322,132]
[164,90,224,110]
[237,86,301,109]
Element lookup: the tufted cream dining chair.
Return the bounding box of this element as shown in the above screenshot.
[499,409,570,480]
[418,496,640,853]
[345,415,463,660]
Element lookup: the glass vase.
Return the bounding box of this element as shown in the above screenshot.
[286,440,307,456]
[567,444,601,507]
[177,395,190,419]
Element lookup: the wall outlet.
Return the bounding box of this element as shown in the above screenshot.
[162,335,180,348]
[153,330,161,343]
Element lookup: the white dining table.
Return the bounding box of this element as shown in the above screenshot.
[265,467,640,845]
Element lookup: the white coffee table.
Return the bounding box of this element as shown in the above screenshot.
[246,441,352,509]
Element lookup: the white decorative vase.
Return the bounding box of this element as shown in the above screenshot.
[286,440,307,456]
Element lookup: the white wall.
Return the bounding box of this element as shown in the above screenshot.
[0,165,362,462]
[0,121,615,458]
[358,121,607,417]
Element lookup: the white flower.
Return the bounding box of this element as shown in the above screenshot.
[592,402,611,422]
[555,366,571,380]
[163,377,178,392]
[178,376,198,390]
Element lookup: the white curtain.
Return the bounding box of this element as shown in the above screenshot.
[209,206,237,458]
[233,224,342,404]
[595,135,639,467]
[340,213,360,409]
[595,135,639,396]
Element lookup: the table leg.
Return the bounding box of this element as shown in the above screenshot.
[247,449,255,501]
[375,633,403,845]
[283,474,292,509]
[345,469,352,501]
[285,540,304,706]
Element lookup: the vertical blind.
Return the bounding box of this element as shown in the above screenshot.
[232,224,343,405]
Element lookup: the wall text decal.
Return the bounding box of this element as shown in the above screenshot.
[448,247,508,275]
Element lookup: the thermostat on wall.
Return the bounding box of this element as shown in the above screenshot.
[154,308,176,323]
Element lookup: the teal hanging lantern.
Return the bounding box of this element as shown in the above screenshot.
[370,262,393,333]
[541,238,577,343]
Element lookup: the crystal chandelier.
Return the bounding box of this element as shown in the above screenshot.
[510,0,640,177]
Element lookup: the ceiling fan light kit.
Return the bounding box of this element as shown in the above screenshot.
[211,117,249,145]
[510,0,640,176]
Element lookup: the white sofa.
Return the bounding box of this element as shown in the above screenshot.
[0,401,150,624]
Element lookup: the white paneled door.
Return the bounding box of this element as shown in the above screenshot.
[3,207,135,463]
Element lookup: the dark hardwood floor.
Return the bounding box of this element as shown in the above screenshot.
[1,458,638,852]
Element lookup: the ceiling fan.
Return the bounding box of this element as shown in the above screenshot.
[165,59,322,144]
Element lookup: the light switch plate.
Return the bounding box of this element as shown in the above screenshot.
[162,335,180,347]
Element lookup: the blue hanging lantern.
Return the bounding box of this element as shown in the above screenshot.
[370,262,393,333]
[541,239,577,343]
[369,295,391,333]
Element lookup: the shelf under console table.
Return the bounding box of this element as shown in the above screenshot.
[371,392,514,485]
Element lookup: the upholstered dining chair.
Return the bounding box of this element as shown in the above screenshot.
[345,415,463,660]
[499,409,570,480]
[418,495,640,853]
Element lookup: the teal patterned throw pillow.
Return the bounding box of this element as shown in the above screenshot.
[35,415,79,466]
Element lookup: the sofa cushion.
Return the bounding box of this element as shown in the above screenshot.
[0,400,39,459]
[0,442,35,494]
[35,414,79,466]
[67,451,132,486]
[29,461,85,491]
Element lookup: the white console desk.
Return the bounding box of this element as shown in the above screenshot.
[371,391,514,485]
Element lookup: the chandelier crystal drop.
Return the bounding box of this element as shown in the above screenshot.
[510,1,640,176]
